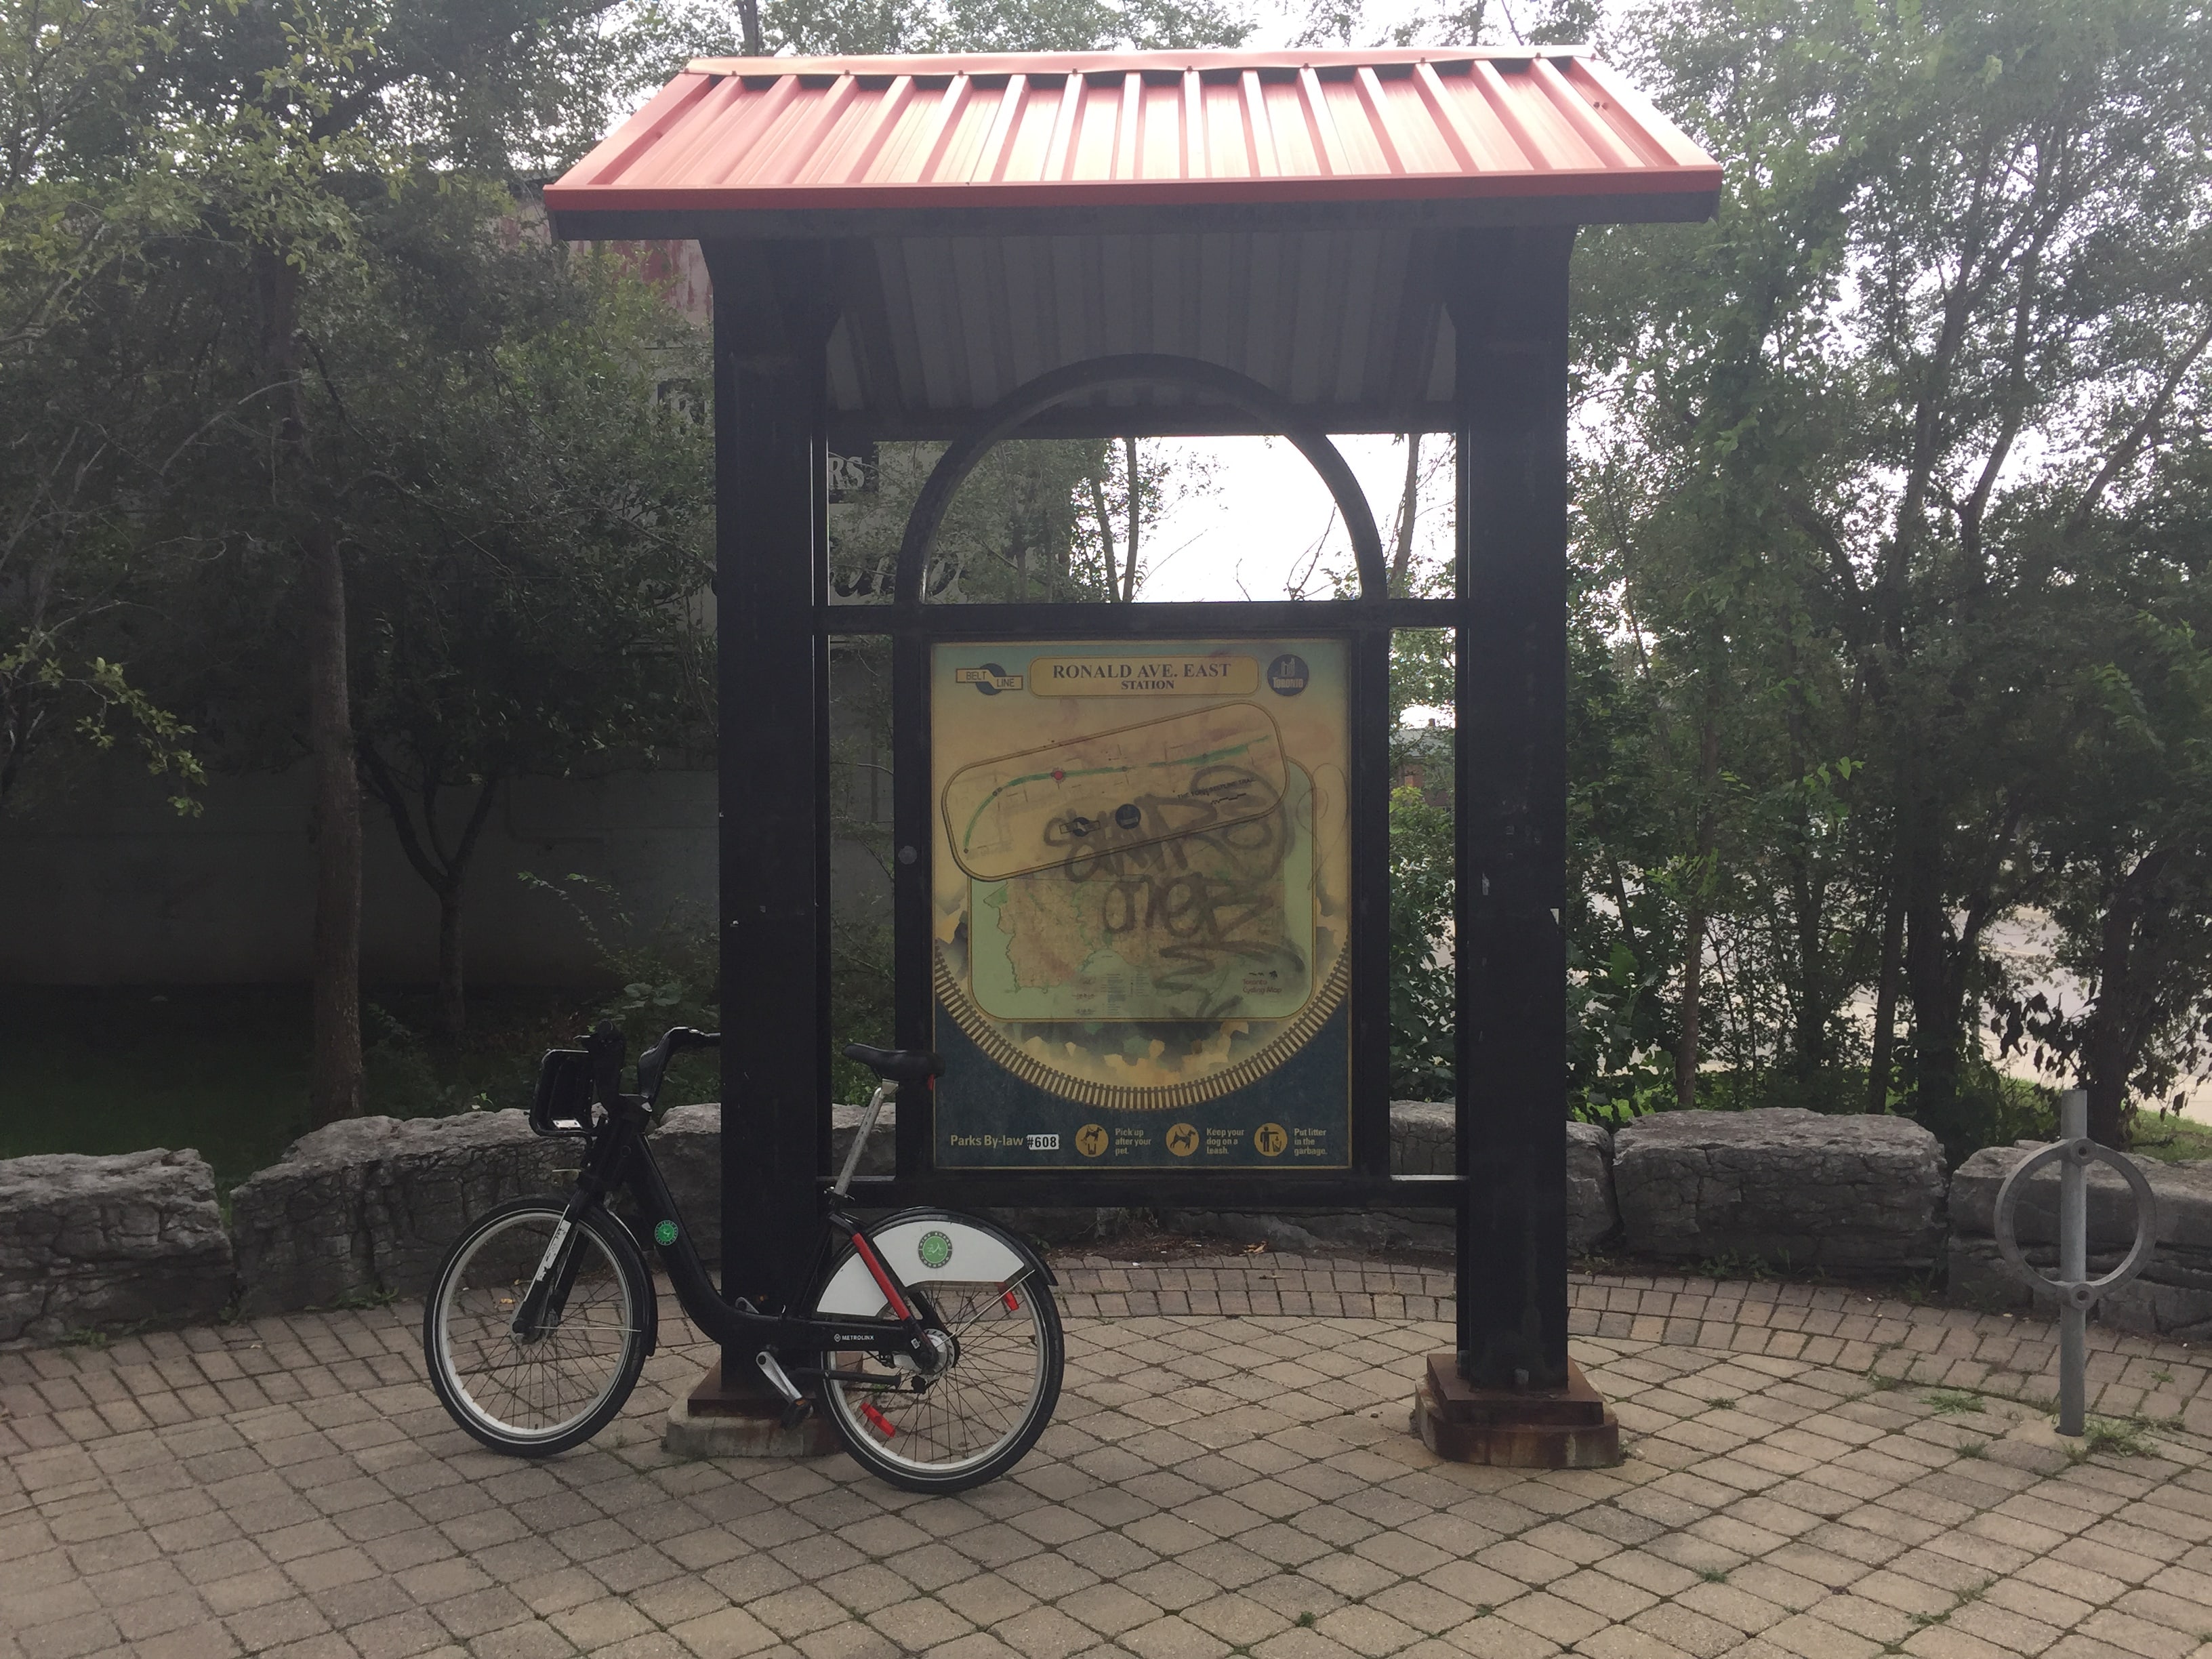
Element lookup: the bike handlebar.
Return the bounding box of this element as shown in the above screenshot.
[637,1026,721,1108]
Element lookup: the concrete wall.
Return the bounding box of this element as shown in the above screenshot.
[0,759,723,984]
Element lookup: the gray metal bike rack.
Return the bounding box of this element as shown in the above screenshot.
[1991,1089,2160,1435]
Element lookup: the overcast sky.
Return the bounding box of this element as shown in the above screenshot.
[1133,434,1454,603]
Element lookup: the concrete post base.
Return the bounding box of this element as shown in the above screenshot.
[663,1361,838,1459]
[1411,1354,1622,1468]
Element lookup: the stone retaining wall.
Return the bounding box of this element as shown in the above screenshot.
[229,1113,569,1315]
[1613,1108,1948,1272]
[1946,1143,2212,1341]
[0,1150,232,1343]
[7,1103,2207,1336]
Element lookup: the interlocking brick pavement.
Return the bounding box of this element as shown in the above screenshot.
[3,1254,2210,1659]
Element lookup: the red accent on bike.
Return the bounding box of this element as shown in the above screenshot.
[851,1233,912,1320]
[1003,1289,1021,1312]
[861,1401,897,1438]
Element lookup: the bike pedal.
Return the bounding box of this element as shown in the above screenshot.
[779,1398,814,1431]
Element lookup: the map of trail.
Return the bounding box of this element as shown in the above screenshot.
[947,706,1314,1024]
[928,638,1350,1143]
[942,705,1287,882]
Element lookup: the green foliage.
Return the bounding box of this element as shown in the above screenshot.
[1561,0,2212,1145]
[1923,1390,1984,1416]
[334,211,716,1031]
[830,440,1127,605]
[2129,1115,2212,1165]
[0,0,722,1047]
[15,0,2212,1158]
[2077,1416,2157,1459]
[518,872,718,1049]
[1387,785,1455,1099]
[754,0,1253,56]
[0,0,209,817]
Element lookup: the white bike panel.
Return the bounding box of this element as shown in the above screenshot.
[814,1219,1031,1317]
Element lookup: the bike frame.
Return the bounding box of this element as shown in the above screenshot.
[543,1086,943,1370]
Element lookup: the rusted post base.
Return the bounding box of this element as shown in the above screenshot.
[663,1361,838,1459]
[1411,1355,1622,1468]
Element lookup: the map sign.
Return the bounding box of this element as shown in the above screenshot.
[931,640,1350,1170]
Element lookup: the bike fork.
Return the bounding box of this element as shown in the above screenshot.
[512,1208,590,1342]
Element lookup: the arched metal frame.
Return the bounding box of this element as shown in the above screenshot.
[848,353,1406,1197]
[891,354,1390,607]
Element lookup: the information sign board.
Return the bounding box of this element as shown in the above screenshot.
[930,639,1351,1168]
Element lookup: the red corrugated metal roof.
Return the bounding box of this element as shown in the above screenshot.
[546,48,1719,218]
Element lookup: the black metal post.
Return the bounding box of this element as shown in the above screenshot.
[706,241,831,1369]
[1351,623,1395,1178]
[1450,226,1574,1390]
[890,630,931,1179]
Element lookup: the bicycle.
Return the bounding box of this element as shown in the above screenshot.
[421,1024,1064,1493]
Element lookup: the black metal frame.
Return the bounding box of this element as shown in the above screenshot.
[853,609,1410,1210]
[802,355,1433,1215]
[709,225,1574,1397]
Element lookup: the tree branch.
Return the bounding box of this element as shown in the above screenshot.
[2070,314,2212,533]
[356,738,447,893]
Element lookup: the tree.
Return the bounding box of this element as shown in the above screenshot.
[1576,0,2212,1146]
[1992,467,2212,1143]
[759,0,1252,55]
[121,0,678,1120]
[340,205,714,1036]
[0,0,203,817]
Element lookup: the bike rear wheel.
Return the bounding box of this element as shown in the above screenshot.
[809,1222,1062,1493]
[423,1200,650,1456]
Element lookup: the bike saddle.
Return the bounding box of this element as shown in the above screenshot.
[842,1044,945,1083]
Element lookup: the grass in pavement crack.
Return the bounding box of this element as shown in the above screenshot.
[1924,1389,1984,1415]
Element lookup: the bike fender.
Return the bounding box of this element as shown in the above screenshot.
[814,1213,1039,1317]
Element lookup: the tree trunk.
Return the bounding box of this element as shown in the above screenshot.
[1675,907,1706,1109]
[437,883,466,1040]
[1090,472,1118,600]
[1675,719,1721,1109]
[2082,958,2135,1150]
[357,751,501,1043]
[1779,632,1828,1090]
[259,247,363,1126]
[2079,849,2171,1147]
[304,528,363,1121]
[737,0,762,53]
[1866,874,1904,1112]
[1899,798,1965,1145]
[1120,435,1139,602]
[1791,865,1827,1086]
[1391,433,1421,595]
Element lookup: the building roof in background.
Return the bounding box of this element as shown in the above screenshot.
[544,47,1719,226]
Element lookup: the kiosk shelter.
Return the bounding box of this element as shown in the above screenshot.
[544,47,1720,1463]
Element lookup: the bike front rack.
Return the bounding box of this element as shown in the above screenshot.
[1990,1088,2160,1436]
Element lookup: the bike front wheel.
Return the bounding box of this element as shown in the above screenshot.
[807,1212,1063,1492]
[423,1200,651,1457]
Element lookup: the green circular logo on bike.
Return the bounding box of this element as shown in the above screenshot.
[916,1230,954,1270]
[653,1221,678,1248]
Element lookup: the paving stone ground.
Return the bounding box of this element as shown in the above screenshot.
[5,1254,2211,1659]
